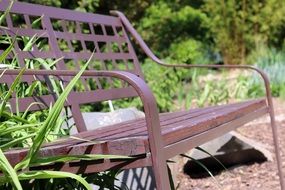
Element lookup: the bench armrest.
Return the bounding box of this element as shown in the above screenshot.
[112,10,272,109]
[1,69,164,156]
[156,62,273,115]
[158,63,272,104]
[154,61,273,115]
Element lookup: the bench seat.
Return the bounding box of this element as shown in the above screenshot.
[5,99,267,169]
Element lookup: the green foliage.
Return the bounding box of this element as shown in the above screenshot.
[181,70,231,108]
[143,59,180,111]
[0,64,128,189]
[249,45,285,98]
[138,1,209,57]
[112,59,182,112]
[0,149,22,190]
[233,75,264,99]
[14,54,92,171]
[0,32,128,190]
[16,0,285,68]
[169,39,210,64]
[204,0,285,65]
[0,52,93,189]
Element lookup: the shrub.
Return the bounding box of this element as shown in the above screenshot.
[248,45,285,98]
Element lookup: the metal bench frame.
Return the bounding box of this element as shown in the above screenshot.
[0,1,284,189]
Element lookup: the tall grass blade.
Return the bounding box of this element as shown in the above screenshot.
[0,1,13,26]
[0,36,16,64]
[0,134,35,150]
[0,124,36,136]
[0,69,8,79]
[167,164,176,190]
[17,171,92,190]
[1,111,30,124]
[0,149,22,190]
[15,53,94,170]
[35,57,64,96]
[31,154,131,166]
[31,15,43,29]
[195,146,228,172]
[21,102,45,119]
[22,34,38,52]
[0,68,26,116]
[180,154,222,189]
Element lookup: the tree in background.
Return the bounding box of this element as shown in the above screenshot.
[19,0,285,65]
[137,0,214,65]
[204,0,285,65]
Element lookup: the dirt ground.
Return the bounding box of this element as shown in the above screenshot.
[177,98,285,190]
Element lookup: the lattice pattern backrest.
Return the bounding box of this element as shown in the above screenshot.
[0,0,143,87]
[0,1,145,132]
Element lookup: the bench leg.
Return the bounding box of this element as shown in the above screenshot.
[151,153,171,190]
[269,105,285,190]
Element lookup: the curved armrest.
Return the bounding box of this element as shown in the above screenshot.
[1,69,164,154]
[111,10,273,109]
[158,63,272,106]
[158,63,273,114]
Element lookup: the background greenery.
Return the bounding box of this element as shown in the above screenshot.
[20,0,285,112]
[31,0,284,112]
[20,0,285,63]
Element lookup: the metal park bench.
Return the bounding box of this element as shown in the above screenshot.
[0,1,284,189]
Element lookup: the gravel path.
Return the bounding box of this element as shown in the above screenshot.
[177,99,285,190]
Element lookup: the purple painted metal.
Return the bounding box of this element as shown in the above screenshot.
[0,0,144,132]
[0,1,284,189]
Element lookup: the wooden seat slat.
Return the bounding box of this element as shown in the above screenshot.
[5,138,148,167]
[94,99,266,144]
[82,99,266,141]
[40,99,266,156]
[42,99,260,149]
[4,99,266,166]
[160,99,266,145]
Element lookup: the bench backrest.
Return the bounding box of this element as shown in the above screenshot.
[0,0,144,132]
[0,1,142,74]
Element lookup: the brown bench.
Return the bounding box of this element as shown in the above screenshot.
[0,1,284,189]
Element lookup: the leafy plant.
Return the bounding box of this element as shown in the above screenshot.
[111,58,182,112]
[246,45,285,98]
[204,0,285,65]
[0,60,132,189]
[169,39,210,65]
[0,23,129,190]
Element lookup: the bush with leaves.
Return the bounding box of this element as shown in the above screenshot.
[248,45,285,98]
[137,1,209,58]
